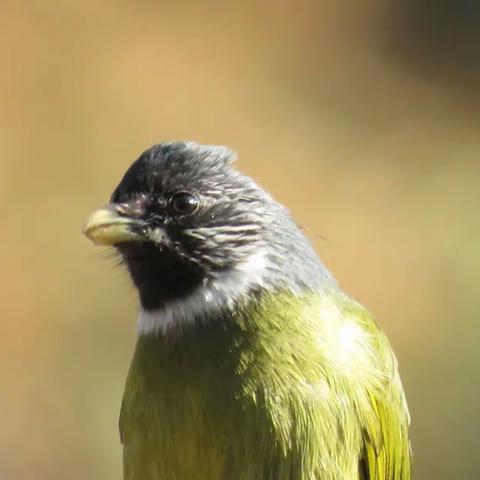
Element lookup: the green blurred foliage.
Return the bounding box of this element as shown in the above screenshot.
[1,1,479,479]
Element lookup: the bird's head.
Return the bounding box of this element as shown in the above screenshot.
[84,142,334,333]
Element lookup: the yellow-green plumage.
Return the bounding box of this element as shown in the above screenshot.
[120,289,410,480]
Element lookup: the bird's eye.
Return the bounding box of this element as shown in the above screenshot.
[168,192,199,216]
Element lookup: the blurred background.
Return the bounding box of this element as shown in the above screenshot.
[1,1,479,478]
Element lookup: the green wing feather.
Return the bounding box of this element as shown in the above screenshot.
[348,297,411,480]
[361,387,411,480]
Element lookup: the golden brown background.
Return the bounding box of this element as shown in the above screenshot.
[1,1,479,479]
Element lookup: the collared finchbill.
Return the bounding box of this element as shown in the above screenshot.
[83,205,144,246]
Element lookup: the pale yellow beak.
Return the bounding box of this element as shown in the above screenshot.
[83,205,144,246]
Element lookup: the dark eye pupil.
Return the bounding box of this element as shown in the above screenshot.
[171,193,198,215]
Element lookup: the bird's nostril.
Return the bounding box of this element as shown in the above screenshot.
[114,203,130,215]
[114,196,149,218]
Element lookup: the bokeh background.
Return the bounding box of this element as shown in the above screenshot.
[1,1,479,478]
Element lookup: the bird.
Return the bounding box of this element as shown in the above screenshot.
[83,141,411,480]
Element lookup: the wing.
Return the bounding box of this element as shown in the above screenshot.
[351,300,412,480]
[359,381,411,479]
[261,290,412,479]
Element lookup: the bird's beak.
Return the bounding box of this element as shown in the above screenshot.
[83,204,145,246]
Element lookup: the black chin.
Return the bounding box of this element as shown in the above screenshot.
[117,242,205,310]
